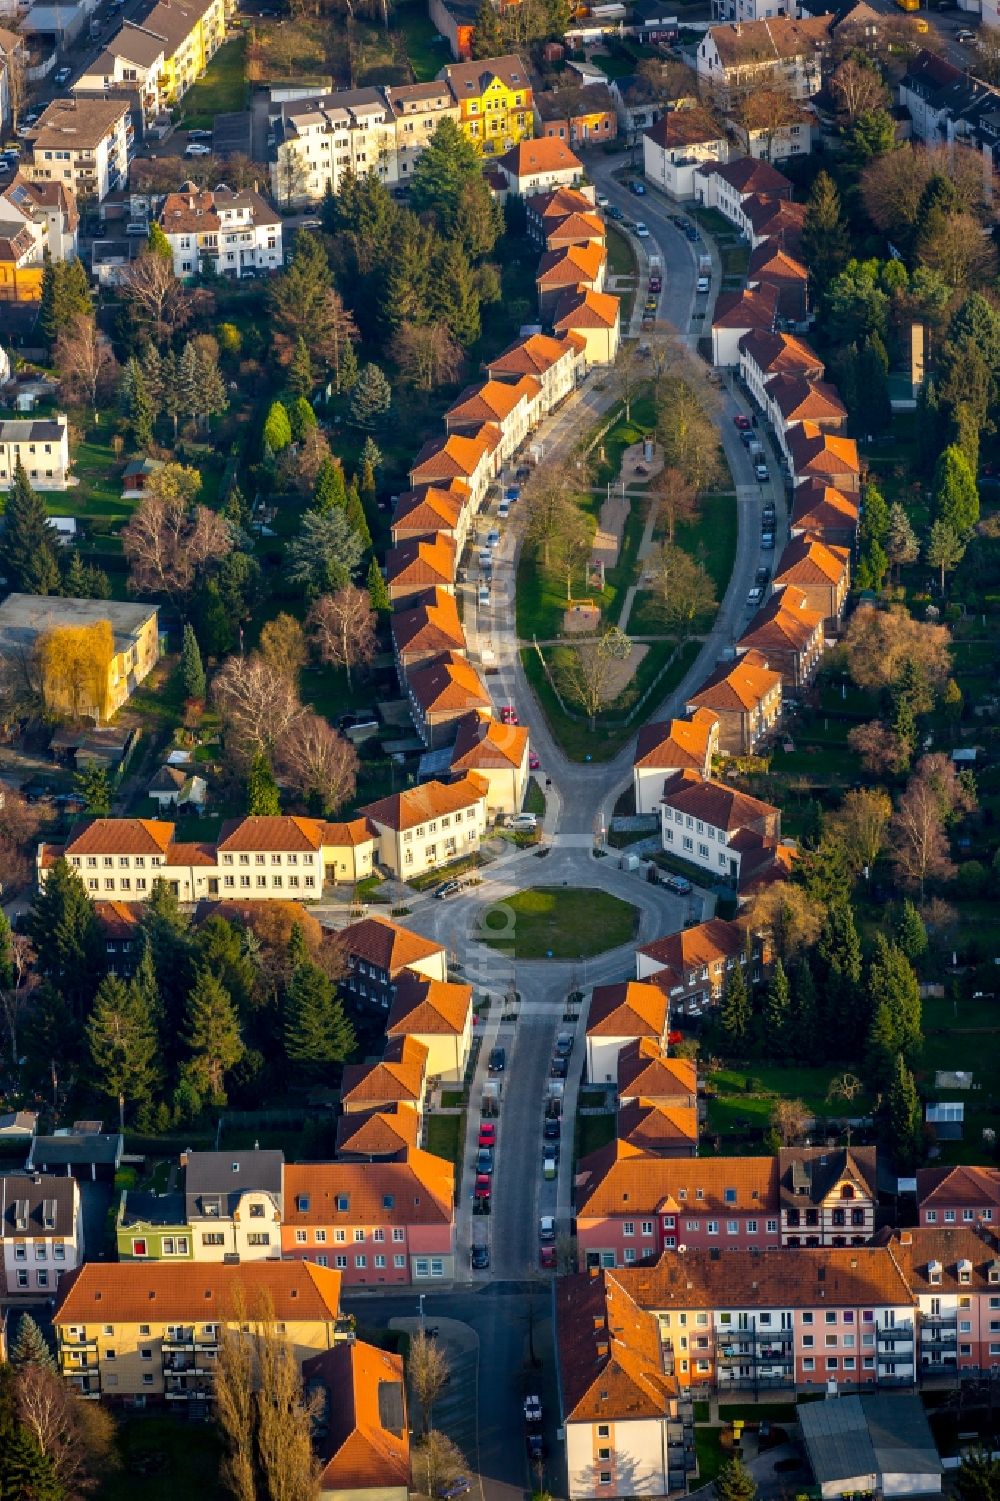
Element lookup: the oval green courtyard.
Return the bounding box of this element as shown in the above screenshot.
[479,887,640,959]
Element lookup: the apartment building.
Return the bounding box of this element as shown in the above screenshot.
[54,1260,345,1401]
[553,289,621,367]
[449,712,529,817]
[486,330,586,413]
[585,981,670,1084]
[617,1044,698,1109]
[778,1147,878,1247]
[393,588,467,680]
[773,533,851,632]
[765,375,847,454]
[0,411,70,488]
[632,709,718,816]
[1,1173,80,1295]
[696,16,832,109]
[685,651,782,756]
[739,328,825,411]
[408,431,498,510]
[181,1150,283,1262]
[27,97,132,203]
[360,774,489,879]
[787,422,861,494]
[711,282,778,367]
[141,0,227,103]
[444,377,541,464]
[390,486,470,551]
[659,769,783,887]
[790,482,860,551]
[306,1341,410,1501]
[635,916,765,1015]
[71,24,167,127]
[499,136,583,196]
[386,970,473,1081]
[439,54,533,159]
[385,534,457,604]
[737,586,825,692]
[158,185,282,281]
[406,652,492,748]
[696,156,791,228]
[271,88,399,205]
[2,595,157,727]
[879,1226,1000,1379]
[282,1154,455,1286]
[340,1036,430,1116]
[536,240,607,319]
[385,80,460,179]
[336,913,448,1014]
[917,1165,1000,1229]
[642,107,727,199]
[0,175,78,302]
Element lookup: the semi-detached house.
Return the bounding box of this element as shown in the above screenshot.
[790,482,860,551]
[386,969,473,1081]
[739,328,825,411]
[632,708,718,816]
[449,711,529,817]
[772,533,851,633]
[392,588,467,680]
[658,769,782,887]
[635,915,764,1015]
[737,586,825,692]
[486,330,586,414]
[406,652,492,748]
[336,913,448,1013]
[585,980,670,1083]
[408,431,497,509]
[685,650,782,756]
[360,774,489,879]
[390,485,470,551]
[642,107,728,200]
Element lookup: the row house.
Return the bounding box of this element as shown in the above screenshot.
[747,241,809,323]
[117,1189,192,1262]
[536,240,607,320]
[879,1226,1000,1379]
[658,769,783,888]
[765,374,847,458]
[739,328,825,412]
[444,376,541,465]
[386,970,473,1082]
[778,1147,878,1247]
[618,1041,698,1109]
[686,651,782,757]
[499,136,583,196]
[0,175,79,303]
[632,708,718,817]
[117,1150,285,1265]
[385,533,457,605]
[635,916,763,1015]
[439,54,533,159]
[917,1164,1000,1230]
[696,16,832,111]
[157,185,282,281]
[392,588,467,681]
[408,429,498,509]
[617,1098,699,1159]
[406,651,492,748]
[71,23,167,128]
[695,156,791,230]
[1,1174,80,1295]
[282,1154,455,1286]
[385,79,461,180]
[360,773,490,880]
[743,194,806,254]
[642,107,727,200]
[39,814,376,904]
[54,1261,345,1402]
[449,711,530,817]
[486,329,586,413]
[788,422,861,495]
[773,533,851,633]
[711,282,778,368]
[790,482,860,551]
[553,288,621,367]
[525,183,599,244]
[341,1036,430,1117]
[306,1341,410,1501]
[26,92,132,204]
[335,1106,420,1162]
[737,586,825,693]
[585,980,671,1084]
[336,913,448,1014]
[390,484,470,551]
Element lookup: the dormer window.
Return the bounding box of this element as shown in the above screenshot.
[928,1260,942,1285]
[297,1195,310,1213]
[959,1260,972,1284]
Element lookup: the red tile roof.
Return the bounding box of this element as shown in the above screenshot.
[556,1270,678,1424]
[618,1100,699,1154]
[340,1037,430,1109]
[501,136,582,177]
[787,421,860,478]
[54,1260,342,1326]
[790,481,859,536]
[739,328,824,380]
[450,711,528,772]
[917,1164,1000,1210]
[645,105,725,149]
[336,915,445,977]
[217,815,326,852]
[712,281,778,331]
[624,1242,913,1310]
[738,583,823,656]
[634,710,717,772]
[586,980,668,1039]
[335,1107,420,1160]
[486,331,584,379]
[537,241,606,289]
[385,535,457,589]
[660,769,778,831]
[639,917,747,974]
[407,653,491,716]
[618,1039,698,1100]
[66,818,174,857]
[686,653,782,715]
[392,589,466,661]
[765,374,846,424]
[361,774,488,833]
[305,1341,410,1493]
[774,532,850,588]
[386,971,473,1037]
[283,1151,453,1226]
[576,1150,778,1219]
[553,287,620,330]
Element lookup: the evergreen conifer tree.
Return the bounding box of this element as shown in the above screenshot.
[246,751,281,816]
[338,337,359,393]
[87,972,159,1130]
[26,857,104,1021]
[349,363,391,427]
[720,965,750,1053]
[884,1054,922,1170]
[288,336,314,399]
[346,480,372,549]
[763,959,791,1060]
[284,961,356,1074]
[367,556,391,613]
[0,459,60,594]
[314,457,347,514]
[183,971,243,1106]
[896,900,928,963]
[180,622,206,701]
[9,1312,55,1372]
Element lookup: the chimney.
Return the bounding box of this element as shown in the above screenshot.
[899,1231,912,1246]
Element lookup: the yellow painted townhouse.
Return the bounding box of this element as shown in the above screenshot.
[137,0,228,105]
[55,1260,346,1402]
[439,54,533,158]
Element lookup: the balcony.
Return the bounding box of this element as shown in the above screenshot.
[921,1326,957,1346]
[922,1309,957,1326]
[878,1323,914,1347]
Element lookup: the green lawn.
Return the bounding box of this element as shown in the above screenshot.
[393,0,448,80]
[705,1063,875,1138]
[479,886,639,958]
[575,1111,616,1165]
[524,777,547,816]
[97,1415,226,1501]
[425,1114,464,1181]
[606,223,637,280]
[178,35,248,128]
[694,1427,728,1483]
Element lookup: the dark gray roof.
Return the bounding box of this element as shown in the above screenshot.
[183,1149,284,1219]
[778,1146,878,1207]
[27,1132,123,1168]
[119,1189,186,1227]
[800,1395,943,1486]
[0,418,65,442]
[0,1172,77,1235]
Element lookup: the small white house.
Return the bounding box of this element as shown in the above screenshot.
[147,765,207,813]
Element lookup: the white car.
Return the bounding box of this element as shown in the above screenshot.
[54,66,71,85]
[634,221,650,237]
[596,193,609,207]
[185,142,212,156]
[696,276,710,293]
[957,27,976,41]
[478,585,490,606]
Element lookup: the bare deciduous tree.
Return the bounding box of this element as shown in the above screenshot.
[747,881,824,960]
[276,711,358,816]
[412,1431,469,1501]
[0,932,36,1066]
[847,720,912,776]
[650,466,698,543]
[396,322,465,392]
[828,787,893,876]
[861,142,995,238]
[408,1331,450,1437]
[55,314,118,412]
[559,637,622,727]
[121,465,231,603]
[121,248,192,337]
[213,654,305,767]
[843,604,952,697]
[654,370,723,495]
[17,1360,118,1495]
[890,754,977,897]
[770,1097,809,1146]
[829,57,889,122]
[522,466,579,566]
[309,587,377,689]
[644,543,716,637]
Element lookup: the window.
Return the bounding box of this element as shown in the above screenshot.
[623,1222,634,1237]
[315,1230,327,1244]
[394,1254,406,1268]
[336,1255,348,1269]
[295,1230,307,1244]
[246,1233,270,1247]
[354,1229,365,1243]
[641,1221,654,1236]
[131,1239,148,1256]
[355,1255,366,1268]
[393,1228,405,1243]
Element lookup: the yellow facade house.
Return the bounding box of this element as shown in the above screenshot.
[439,54,533,158]
[0,595,160,723]
[55,1260,345,1402]
[141,0,228,104]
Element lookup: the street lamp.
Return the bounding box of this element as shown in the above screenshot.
[419,1293,425,1333]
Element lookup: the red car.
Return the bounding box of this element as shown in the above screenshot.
[539,1245,556,1270]
[474,1173,492,1201]
[529,751,541,770]
[734,414,752,431]
[478,1123,496,1148]
[500,705,519,725]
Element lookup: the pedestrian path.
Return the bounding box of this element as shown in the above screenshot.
[617,499,660,633]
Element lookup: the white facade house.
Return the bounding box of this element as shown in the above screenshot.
[485,330,586,414]
[659,770,782,886]
[642,108,727,199]
[0,174,79,267]
[183,1151,284,1263]
[26,96,132,203]
[361,775,490,880]
[270,87,399,206]
[158,185,283,280]
[0,412,70,489]
[70,23,167,126]
[1,1174,81,1296]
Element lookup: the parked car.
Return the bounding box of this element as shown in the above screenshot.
[754,462,769,481]
[185,142,212,156]
[957,26,976,40]
[488,1046,506,1073]
[634,221,650,237]
[663,873,692,895]
[500,704,518,724]
[478,585,490,607]
[747,585,763,607]
[545,1096,562,1119]
[539,1244,557,1270]
[761,530,775,549]
[529,750,541,770]
[549,1056,567,1079]
[434,880,461,900]
[53,66,71,84]
[755,566,771,588]
[187,128,213,140]
[649,273,662,292]
[474,1174,491,1201]
[607,204,623,221]
[510,812,537,832]
[543,1117,561,1140]
[555,1032,574,1057]
[497,499,510,520]
[734,414,752,431]
[539,1215,556,1242]
[478,1123,496,1148]
[440,1480,472,1499]
[471,1244,490,1270]
[629,179,646,195]
[486,528,500,547]
[596,192,609,207]
[476,1147,494,1175]
[696,276,710,293]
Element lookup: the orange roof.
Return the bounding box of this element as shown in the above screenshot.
[739,328,824,380]
[553,286,620,331]
[738,584,823,655]
[391,487,465,536]
[407,652,491,715]
[639,917,747,974]
[335,1107,420,1161]
[774,532,851,588]
[618,1100,699,1154]
[487,330,584,378]
[305,1341,410,1493]
[65,818,174,857]
[790,481,859,535]
[544,209,605,247]
[216,815,326,852]
[576,1149,779,1219]
[392,589,466,660]
[336,914,445,977]
[748,240,808,283]
[618,1039,698,1100]
[765,374,846,424]
[361,774,488,833]
[537,241,606,289]
[501,136,582,177]
[787,421,860,477]
[283,1151,452,1226]
[94,900,141,939]
[634,710,716,772]
[409,432,494,483]
[54,1260,342,1326]
[710,155,792,194]
[451,710,528,772]
[687,653,782,715]
[556,1269,677,1425]
[165,841,216,867]
[445,378,532,426]
[917,1164,1000,1210]
[322,818,376,849]
[645,106,725,149]
[625,1243,913,1311]
[586,980,668,1039]
[340,1036,429,1109]
[385,534,456,589]
[528,185,596,220]
[712,282,778,332]
[660,769,779,831]
[877,1226,1000,1292]
[386,971,472,1037]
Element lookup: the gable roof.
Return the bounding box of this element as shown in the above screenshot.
[645,105,725,149]
[361,774,488,832]
[391,486,466,536]
[774,532,851,588]
[618,1038,697,1100]
[765,374,846,424]
[618,1100,699,1154]
[749,239,808,284]
[790,481,860,536]
[65,817,174,857]
[304,1341,410,1494]
[543,209,606,246]
[787,421,860,477]
[340,1037,430,1108]
[386,970,473,1037]
[586,980,668,1039]
[54,1260,342,1326]
[409,433,495,484]
[709,14,832,68]
[712,281,778,332]
[639,917,747,974]
[556,1269,678,1424]
[486,330,585,379]
[385,534,457,588]
[739,328,824,380]
[450,711,528,772]
[0,1174,76,1237]
[553,286,621,330]
[407,652,491,715]
[634,710,717,772]
[876,1225,1000,1291]
[440,53,531,96]
[336,915,445,976]
[738,584,823,655]
[623,1243,913,1311]
[537,241,606,289]
[686,653,782,715]
[527,185,598,220]
[216,815,327,852]
[283,1151,452,1226]
[445,377,538,426]
[501,136,582,177]
[392,589,466,659]
[711,155,792,195]
[660,769,778,830]
[335,1107,421,1161]
[916,1163,1000,1209]
[575,1149,779,1218]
